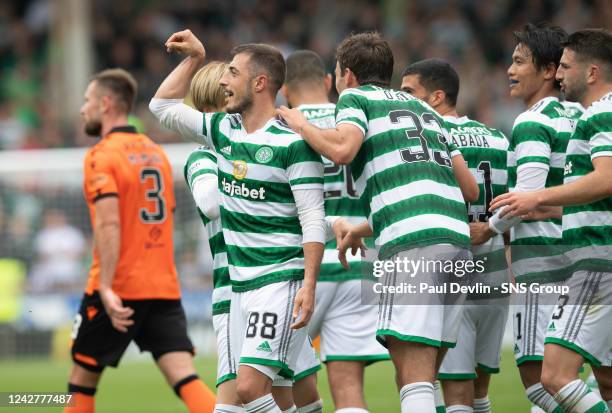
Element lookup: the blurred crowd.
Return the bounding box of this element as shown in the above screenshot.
[1,0,610,151]
[0,180,212,296]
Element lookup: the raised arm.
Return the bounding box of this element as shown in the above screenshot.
[149,30,211,145]
[155,29,206,99]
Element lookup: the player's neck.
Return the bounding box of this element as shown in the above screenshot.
[101,114,131,137]
[241,100,277,134]
[437,104,458,117]
[524,83,558,108]
[289,91,330,107]
[580,83,612,109]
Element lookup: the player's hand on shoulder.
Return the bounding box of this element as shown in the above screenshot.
[291,285,315,330]
[276,106,308,134]
[99,288,134,333]
[165,29,206,59]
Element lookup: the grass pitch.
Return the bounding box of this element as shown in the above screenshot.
[0,349,534,412]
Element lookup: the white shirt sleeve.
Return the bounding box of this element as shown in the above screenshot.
[149,98,210,146]
[514,164,549,192]
[191,174,220,220]
[323,216,341,243]
[293,188,326,244]
[488,165,549,233]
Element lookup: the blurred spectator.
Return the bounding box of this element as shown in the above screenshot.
[0,102,29,150]
[28,209,86,293]
[178,248,213,292]
[0,197,7,257]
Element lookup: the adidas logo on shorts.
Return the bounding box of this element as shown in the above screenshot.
[256,341,272,353]
[547,322,556,332]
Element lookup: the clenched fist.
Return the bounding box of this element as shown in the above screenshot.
[165,29,206,59]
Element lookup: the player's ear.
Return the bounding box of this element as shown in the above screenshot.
[345,68,358,87]
[100,95,113,114]
[586,63,599,85]
[543,62,557,82]
[324,74,332,94]
[280,84,288,99]
[431,90,446,107]
[253,74,267,93]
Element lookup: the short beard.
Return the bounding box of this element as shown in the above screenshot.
[225,92,254,115]
[84,120,102,137]
[564,79,587,103]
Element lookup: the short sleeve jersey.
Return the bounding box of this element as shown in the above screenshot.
[83,127,179,299]
[562,92,612,272]
[197,114,324,292]
[335,86,470,259]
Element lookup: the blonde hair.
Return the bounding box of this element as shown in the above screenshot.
[188,61,228,112]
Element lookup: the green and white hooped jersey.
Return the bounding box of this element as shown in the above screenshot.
[335,86,470,260]
[299,103,370,281]
[183,147,230,315]
[198,113,324,292]
[507,97,583,283]
[444,115,509,298]
[562,92,612,272]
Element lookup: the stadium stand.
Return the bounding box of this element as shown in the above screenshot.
[0,0,610,150]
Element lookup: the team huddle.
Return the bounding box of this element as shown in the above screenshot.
[63,21,611,413]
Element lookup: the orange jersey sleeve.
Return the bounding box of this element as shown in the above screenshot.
[84,148,119,202]
[84,130,180,300]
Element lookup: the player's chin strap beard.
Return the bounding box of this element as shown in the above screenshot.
[228,93,254,115]
[85,121,102,137]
